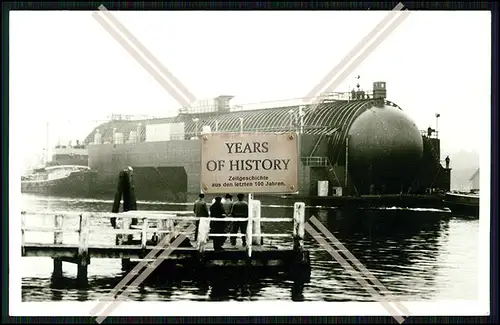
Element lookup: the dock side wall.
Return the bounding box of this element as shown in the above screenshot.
[88,135,322,200]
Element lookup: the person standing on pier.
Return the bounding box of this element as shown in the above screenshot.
[427,126,435,137]
[230,193,248,246]
[222,193,233,241]
[193,193,209,241]
[212,196,227,204]
[445,155,450,169]
[223,193,233,216]
[210,196,227,250]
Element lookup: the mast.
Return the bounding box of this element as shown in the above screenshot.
[45,121,50,165]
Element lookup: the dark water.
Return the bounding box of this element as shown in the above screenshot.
[20,194,480,302]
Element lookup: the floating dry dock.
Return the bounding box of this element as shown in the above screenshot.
[21,202,311,286]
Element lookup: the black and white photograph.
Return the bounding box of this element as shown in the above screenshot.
[9,5,491,319]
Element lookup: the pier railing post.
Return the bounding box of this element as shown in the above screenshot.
[54,214,64,244]
[197,217,210,252]
[167,218,174,241]
[119,216,133,270]
[293,202,305,251]
[77,213,90,285]
[251,200,262,246]
[123,218,132,243]
[116,218,123,245]
[53,214,64,278]
[158,218,170,243]
[246,213,253,258]
[141,217,148,250]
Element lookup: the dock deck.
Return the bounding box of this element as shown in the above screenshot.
[21,201,311,285]
[22,242,299,266]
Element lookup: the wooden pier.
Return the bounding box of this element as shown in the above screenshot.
[21,201,311,286]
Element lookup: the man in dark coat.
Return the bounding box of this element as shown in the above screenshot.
[210,196,226,250]
[445,155,450,169]
[230,193,249,246]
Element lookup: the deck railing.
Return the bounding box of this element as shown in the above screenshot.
[301,156,329,167]
[420,129,439,139]
[21,201,305,259]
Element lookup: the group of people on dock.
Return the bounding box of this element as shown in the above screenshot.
[193,193,249,250]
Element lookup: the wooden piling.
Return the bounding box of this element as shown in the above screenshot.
[52,214,64,278]
[77,213,90,285]
[111,170,125,228]
[293,202,305,251]
[111,167,138,227]
[122,168,138,225]
[251,200,262,246]
[112,168,138,268]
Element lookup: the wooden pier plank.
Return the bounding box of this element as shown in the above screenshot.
[22,246,298,268]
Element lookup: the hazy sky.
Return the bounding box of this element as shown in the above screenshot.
[10,10,490,167]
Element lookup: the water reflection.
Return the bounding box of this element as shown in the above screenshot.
[21,194,478,302]
[25,276,91,302]
[24,265,304,302]
[51,286,63,301]
[192,280,210,299]
[305,208,450,300]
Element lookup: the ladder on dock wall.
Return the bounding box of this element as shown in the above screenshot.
[20,202,309,285]
[301,156,342,187]
[309,134,325,157]
[426,137,440,162]
[423,136,443,190]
